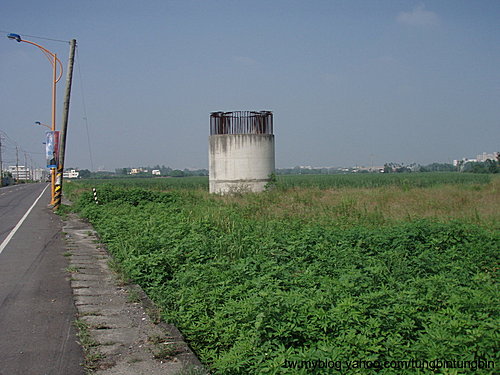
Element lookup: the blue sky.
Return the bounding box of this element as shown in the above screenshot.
[1,0,499,171]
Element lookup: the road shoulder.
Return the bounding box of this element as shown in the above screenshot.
[63,213,205,374]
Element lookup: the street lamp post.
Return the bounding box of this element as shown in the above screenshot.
[35,121,51,130]
[8,33,63,204]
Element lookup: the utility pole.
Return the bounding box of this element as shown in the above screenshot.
[54,39,76,210]
[15,146,19,185]
[0,135,3,187]
[24,152,28,182]
[30,156,34,182]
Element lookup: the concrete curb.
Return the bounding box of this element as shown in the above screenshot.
[63,213,206,374]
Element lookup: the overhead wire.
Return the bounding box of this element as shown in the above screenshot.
[0,30,68,175]
[75,47,95,171]
[0,130,44,168]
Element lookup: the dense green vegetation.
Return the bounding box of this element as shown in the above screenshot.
[277,173,491,189]
[67,175,499,374]
[72,176,209,191]
[72,172,491,192]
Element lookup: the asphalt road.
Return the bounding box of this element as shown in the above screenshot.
[0,183,84,375]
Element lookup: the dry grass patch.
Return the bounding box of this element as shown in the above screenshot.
[211,176,500,228]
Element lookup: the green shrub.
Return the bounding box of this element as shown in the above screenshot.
[73,186,499,374]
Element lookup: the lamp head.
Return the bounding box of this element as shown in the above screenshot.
[7,33,22,42]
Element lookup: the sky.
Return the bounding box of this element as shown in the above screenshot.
[1,0,499,171]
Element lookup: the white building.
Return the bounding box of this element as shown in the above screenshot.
[63,169,80,179]
[7,165,30,180]
[130,168,149,175]
[152,169,161,176]
[454,152,498,167]
[33,168,49,182]
[477,152,499,162]
[453,159,476,167]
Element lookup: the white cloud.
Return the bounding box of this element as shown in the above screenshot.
[397,4,439,26]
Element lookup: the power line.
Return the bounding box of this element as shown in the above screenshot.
[21,150,45,155]
[0,130,44,160]
[75,47,95,171]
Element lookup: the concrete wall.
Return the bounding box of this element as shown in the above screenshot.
[209,134,275,194]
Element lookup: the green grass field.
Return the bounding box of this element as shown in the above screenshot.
[66,173,499,374]
[70,175,209,190]
[278,172,492,189]
[70,172,491,191]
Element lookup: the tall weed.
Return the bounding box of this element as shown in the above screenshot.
[73,182,500,374]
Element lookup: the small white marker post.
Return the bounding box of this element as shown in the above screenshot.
[92,188,99,204]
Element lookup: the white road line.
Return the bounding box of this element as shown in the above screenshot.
[0,184,50,255]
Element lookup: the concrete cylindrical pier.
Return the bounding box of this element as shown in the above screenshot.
[209,111,275,194]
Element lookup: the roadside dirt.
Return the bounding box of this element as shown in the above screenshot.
[63,213,206,374]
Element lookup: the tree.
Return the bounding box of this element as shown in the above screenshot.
[486,159,499,173]
[115,168,129,175]
[419,163,455,172]
[79,169,91,178]
[161,165,172,175]
[462,161,497,174]
[170,169,185,177]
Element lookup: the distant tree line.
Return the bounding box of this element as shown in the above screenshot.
[71,166,208,180]
[277,167,348,175]
[418,163,456,173]
[117,165,209,177]
[371,160,500,174]
[383,163,418,173]
[459,159,499,174]
[277,161,500,175]
[73,155,500,180]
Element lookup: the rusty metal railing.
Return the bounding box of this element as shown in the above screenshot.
[210,111,273,135]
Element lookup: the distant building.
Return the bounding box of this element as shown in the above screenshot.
[477,152,499,162]
[130,168,150,174]
[453,158,476,166]
[63,169,80,179]
[7,165,30,180]
[33,168,49,181]
[356,166,385,173]
[152,169,161,176]
[454,152,498,167]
